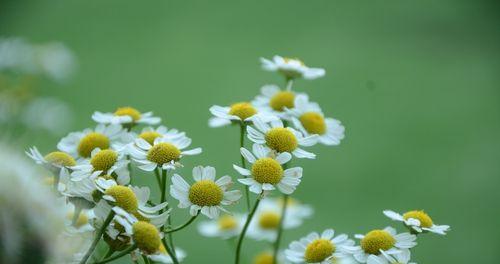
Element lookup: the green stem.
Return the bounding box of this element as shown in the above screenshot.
[92,245,137,264]
[239,123,251,211]
[154,169,162,189]
[99,247,113,261]
[159,169,176,260]
[141,255,150,264]
[127,155,133,185]
[161,238,179,264]
[272,194,289,263]
[285,78,293,91]
[235,194,262,264]
[79,211,115,264]
[165,214,199,234]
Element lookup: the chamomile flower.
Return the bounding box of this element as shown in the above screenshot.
[285,229,355,264]
[367,249,415,264]
[197,214,245,239]
[92,107,161,126]
[70,148,129,181]
[252,251,286,264]
[208,102,277,128]
[170,166,242,219]
[252,85,306,119]
[247,118,317,159]
[128,136,202,171]
[136,126,186,145]
[64,203,94,233]
[234,144,302,195]
[260,55,325,80]
[351,227,417,263]
[57,124,131,159]
[383,210,450,235]
[287,94,345,146]
[26,146,76,172]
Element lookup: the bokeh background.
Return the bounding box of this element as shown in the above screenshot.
[1,0,500,263]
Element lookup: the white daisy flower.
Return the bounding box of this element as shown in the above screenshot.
[128,136,202,172]
[26,146,76,171]
[57,124,132,159]
[135,126,186,146]
[64,202,95,233]
[367,249,416,264]
[252,250,287,264]
[208,101,277,128]
[252,84,307,120]
[234,144,302,195]
[197,213,245,239]
[247,117,318,159]
[383,210,450,235]
[287,94,345,146]
[92,106,161,126]
[70,148,129,181]
[350,227,417,263]
[285,229,355,264]
[170,166,242,219]
[260,55,325,80]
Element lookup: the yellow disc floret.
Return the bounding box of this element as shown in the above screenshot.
[77,132,110,158]
[218,215,238,230]
[258,211,280,229]
[253,252,274,264]
[304,239,335,263]
[299,112,326,135]
[403,210,433,228]
[251,158,283,184]
[90,149,118,172]
[139,131,161,145]
[229,102,258,120]
[147,143,181,165]
[44,151,76,167]
[114,107,141,122]
[104,186,138,213]
[188,180,224,206]
[265,128,298,153]
[132,221,161,254]
[270,91,295,111]
[361,230,395,255]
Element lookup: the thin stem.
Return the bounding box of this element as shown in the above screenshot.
[92,245,137,264]
[235,195,262,264]
[141,255,150,264]
[127,155,133,185]
[161,238,179,264]
[239,123,251,211]
[285,78,294,91]
[159,169,176,259]
[272,194,289,263]
[99,247,113,261]
[165,214,199,234]
[154,169,162,189]
[79,211,115,264]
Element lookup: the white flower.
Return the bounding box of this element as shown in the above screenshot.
[367,249,416,264]
[170,166,242,219]
[285,229,355,264]
[70,148,129,182]
[260,55,325,80]
[64,202,95,234]
[57,124,132,160]
[26,146,76,172]
[92,107,161,126]
[234,144,302,195]
[287,94,345,146]
[350,227,417,263]
[251,84,307,120]
[197,214,245,239]
[128,136,202,172]
[247,117,317,159]
[208,101,277,128]
[383,210,450,235]
[134,126,186,145]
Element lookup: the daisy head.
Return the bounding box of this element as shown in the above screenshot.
[247,117,317,159]
[64,203,94,233]
[285,229,355,264]
[234,144,302,195]
[260,55,325,80]
[367,249,415,264]
[70,148,129,182]
[208,101,277,128]
[197,213,245,239]
[383,209,450,235]
[170,166,242,219]
[352,227,417,263]
[57,124,132,159]
[128,135,202,172]
[136,126,186,145]
[26,146,76,171]
[252,85,307,119]
[92,106,161,128]
[288,94,345,146]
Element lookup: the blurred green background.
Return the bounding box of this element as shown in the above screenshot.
[2,0,500,263]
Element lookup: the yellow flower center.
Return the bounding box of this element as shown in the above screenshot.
[66,211,88,228]
[139,131,161,145]
[299,112,326,135]
[158,243,168,254]
[229,102,258,120]
[251,158,283,184]
[218,215,238,230]
[147,143,181,165]
[258,211,280,229]
[188,180,224,206]
[265,128,298,153]
[44,151,76,167]
[104,185,138,212]
[361,230,395,255]
[132,221,161,254]
[253,252,274,264]
[270,91,295,111]
[283,57,305,66]
[90,149,118,172]
[114,107,141,122]
[77,132,110,158]
[304,239,335,263]
[403,210,434,228]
